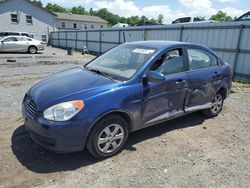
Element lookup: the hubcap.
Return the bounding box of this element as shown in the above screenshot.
[211,94,223,114]
[97,124,124,154]
[30,47,36,53]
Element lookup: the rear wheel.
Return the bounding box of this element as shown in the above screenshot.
[86,115,129,158]
[28,46,37,54]
[202,93,224,117]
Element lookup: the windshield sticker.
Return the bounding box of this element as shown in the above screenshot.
[133,48,155,54]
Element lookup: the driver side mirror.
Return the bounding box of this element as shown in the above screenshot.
[144,71,165,83]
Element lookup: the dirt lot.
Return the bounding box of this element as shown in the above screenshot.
[0,48,249,188]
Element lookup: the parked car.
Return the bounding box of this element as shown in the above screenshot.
[0,36,45,53]
[0,32,29,37]
[172,17,219,24]
[22,41,232,158]
[235,11,250,21]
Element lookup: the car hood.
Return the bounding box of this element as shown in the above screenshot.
[29,67,116,110]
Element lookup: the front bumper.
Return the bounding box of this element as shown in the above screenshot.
[22,107,89,153]
[37,45,45,51]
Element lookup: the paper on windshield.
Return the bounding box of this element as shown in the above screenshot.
[133,48,155,54]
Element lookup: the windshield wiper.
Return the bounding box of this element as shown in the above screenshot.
[86,67,115,81]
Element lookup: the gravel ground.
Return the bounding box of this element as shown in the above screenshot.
[0,49,249,188]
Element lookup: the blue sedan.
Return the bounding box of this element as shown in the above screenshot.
[22,41,232,158]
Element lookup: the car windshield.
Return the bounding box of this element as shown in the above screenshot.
[86,45,156,81]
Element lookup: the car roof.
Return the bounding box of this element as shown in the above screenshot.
[0,36,33,41]
[123,40,218,57]
[0,32,29,34]
[3,35,28,38]
[124,40,196,50]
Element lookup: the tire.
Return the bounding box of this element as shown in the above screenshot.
[202,92,224,118]
[86,115,129,159]
[28,46,37,54]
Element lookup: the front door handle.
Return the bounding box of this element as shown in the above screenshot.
[176,79,187,87]
[176,79,186,83]
[213,72,221,78]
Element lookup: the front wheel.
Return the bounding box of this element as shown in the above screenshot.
[86,115,129,158]
[28,46,37,54]
[202,93,224,117]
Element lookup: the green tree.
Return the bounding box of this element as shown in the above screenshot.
[97,8,121,25]
[43,3,166,26]
[120,17,127,23]
[127,16,139,26]
[209,11,233,22]
[140,15,149,23]
[45,3,68,13]
[157,14,164,24]
[150,18,158,24]
[71,6,88,15]
[90,8,94,15]
[32,0,43,7]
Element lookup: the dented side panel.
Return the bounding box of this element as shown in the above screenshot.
[141,72,189,126]
[185,65,223,111]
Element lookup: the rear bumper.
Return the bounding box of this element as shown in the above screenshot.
[22,108,90,153]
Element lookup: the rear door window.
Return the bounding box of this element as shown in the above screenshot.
[18,37,28,41]
[187,48,218,70]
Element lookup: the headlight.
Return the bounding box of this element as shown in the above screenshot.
[43,100,84,121]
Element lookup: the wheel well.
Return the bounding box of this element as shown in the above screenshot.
[92,111,133,133]
[85,111,134,149]
[217,87,227,99]
[29,45,37,50]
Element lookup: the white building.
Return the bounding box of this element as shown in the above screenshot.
[0,0,56,42]
[0,0,109,42]
[54,12,108,30]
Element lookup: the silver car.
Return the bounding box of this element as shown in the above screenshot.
[0,36,45,54]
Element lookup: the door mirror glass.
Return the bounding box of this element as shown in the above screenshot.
[146,71,165,83]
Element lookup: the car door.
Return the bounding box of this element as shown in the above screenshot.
[1,37,19,52]
[17,37,30,52]
[141,47,189,126]
[184,46,222,112]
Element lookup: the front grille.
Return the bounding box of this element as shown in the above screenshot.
[24,95,38,118]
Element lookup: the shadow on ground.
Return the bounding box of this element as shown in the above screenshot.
[11,112,206,173]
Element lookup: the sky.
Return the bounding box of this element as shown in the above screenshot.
[41,0,248,23]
